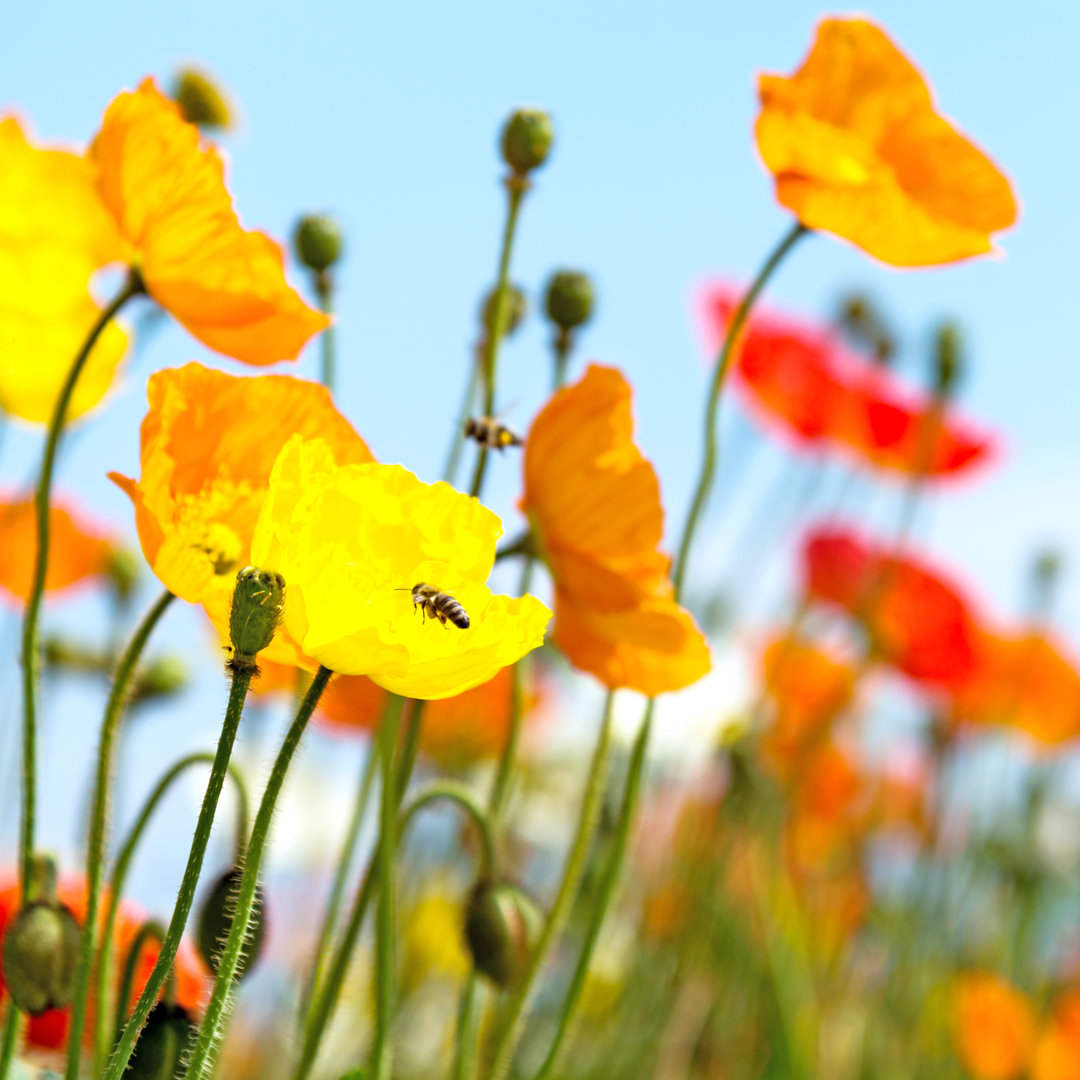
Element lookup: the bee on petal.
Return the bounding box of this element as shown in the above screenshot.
[400,583,470,629]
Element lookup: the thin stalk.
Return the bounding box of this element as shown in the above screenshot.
[469,179,528,500]
[0,1004,22,1080]
[552,329,573,392]
[66,589,176,1080]
[182,666,333,1080]
[452,974,482,1080]
[484,691,616,1080]
[316,273,336,393]
[401,782,495,879]
[92,754,249,1077]
[395,698,424,801]
[19,273,142,903]
[113,921,165,1044]
[671,223,807,601]
[103,662,254,1080]
[370,694,405,1080]
[443,345,484,485]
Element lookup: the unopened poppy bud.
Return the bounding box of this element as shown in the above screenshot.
[1,859,81,1015]
[126,1001,195,1080]
[500,109,554,175]
[544,270,595,332]
[171,67,233,130]
[197,868,266,981]
[481,284,527,340]
[105,546,140,605]
[933,322,963,397]
[463,880,541,989]
[837,292,894,366]
[293,214,344,275]
[132,656,188,707]
[229,567,285,664]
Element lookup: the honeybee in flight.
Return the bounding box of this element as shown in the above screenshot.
[464,415,523,452]
[398,583,470,629]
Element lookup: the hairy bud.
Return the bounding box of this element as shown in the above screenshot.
[229,567,285,665]
[197,868,266,981]
[500,109,554,175]
[463,881,541,989]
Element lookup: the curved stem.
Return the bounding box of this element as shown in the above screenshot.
[92,753,249,1077]
[484,691,616,1080]
[469,179,527,500]
[671,222,807,601]
[529,703,653,1080]
[65,588,175,1080]
[316,273,336,393]
[182,666,333,1080]
[113,920,165,1045]
[19,274,142,904]
[103,662,254,1080]
[401,782,495,879]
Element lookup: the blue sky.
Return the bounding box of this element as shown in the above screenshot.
[1,0,1078,898]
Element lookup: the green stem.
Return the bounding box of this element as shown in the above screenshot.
[92,753,249,1077]
[671,223,807,601]
[529,702,653,1080]
[401,782,495,879]
[484,691,616,1080]
[19,273,142,904]
[182,666,333,1080]
[552,329,573,392]
[443,344,483,485]
[452,973,482,1080]
[317,273,335,393]
[65,589,175,1080]
[103,661,254,1080]
[469,179,528,500]
[395,698,424,801]
[113,920,165,1044]
[0,1003,22,1080]
[370,694,405,1080]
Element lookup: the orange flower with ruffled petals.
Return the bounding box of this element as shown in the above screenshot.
[0,497,116,606]
[109,363,372,662]
[952,972,1036,1080]
[1033,991,1080,1080]
[90,79,327,364]
[756,18,1017,266]
[522,365,710,696]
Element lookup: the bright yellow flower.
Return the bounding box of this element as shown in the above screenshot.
[0,117,128,423]
[249,437,551,699]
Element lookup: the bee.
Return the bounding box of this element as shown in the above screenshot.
[464,415,523,451]
[398,583,470,629]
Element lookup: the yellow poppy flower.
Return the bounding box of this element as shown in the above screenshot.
[249,437,551,699]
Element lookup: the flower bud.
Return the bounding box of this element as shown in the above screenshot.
[229,567,285,664]
[544,270,595,332]
[463,881,541,989]
[837,292,894,366]
[105,546,140,606]
[196,868,266,981]
[126,1001,195,1080]
[481,284,527,341]
[500,109,553,175]
[171,67,233,130]
[293,214,344,275]
[933,322,963,397]
[131,656,188,707]
[1,896,81,1014]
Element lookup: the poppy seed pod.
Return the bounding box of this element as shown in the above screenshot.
[481,284,527,340]
[125,1001,195,1080]
[463,880,542,989]
[293,214,344,275]
[544,270,595,332]
[171,67,233,130]
[196,868,266,981]
[229,567,285,664]
[500,109,554,175]
[1,900,82,1015]
[934,322,963,397]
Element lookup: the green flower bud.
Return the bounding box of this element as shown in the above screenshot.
[463,881,541,989]
[933,321,963,397]
[500,109,553,175]
[480,284,527,340]
[1,901,81,1015]
[229,567,285,664]
[126,1001,195,1080]
[837,292,894,366]
[171,67,234,130]
[105,546,140,606]
[131,656,188,707]
[196,868,266,981]
[544,270,595,332]
[293,214,344,274]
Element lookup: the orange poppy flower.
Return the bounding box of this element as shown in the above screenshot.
[1033,990,1080,1080]
[0,496,116,606]
[700,286,996,478]
[803,525,982,686]
[951,972,1036,1080]
[756,18,1017,266]
[0,116,129,423]
[521,365,710,696]
[109,363,372,662]
[0,873,207,1055]
[89,79,327,364]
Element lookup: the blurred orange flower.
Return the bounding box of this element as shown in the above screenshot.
[109,364,372,662]
[522,364,710,696]
[0,873,207,1054]
[952,972,1036,1080]
[1033,990,1080,1080]
[700,287,996,479]
[785,742,863,873]
[90,78,328,364]
[0,117,129,423]
[0,497,115,606]
[803,525,982,686]
[756,18,1017,266]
